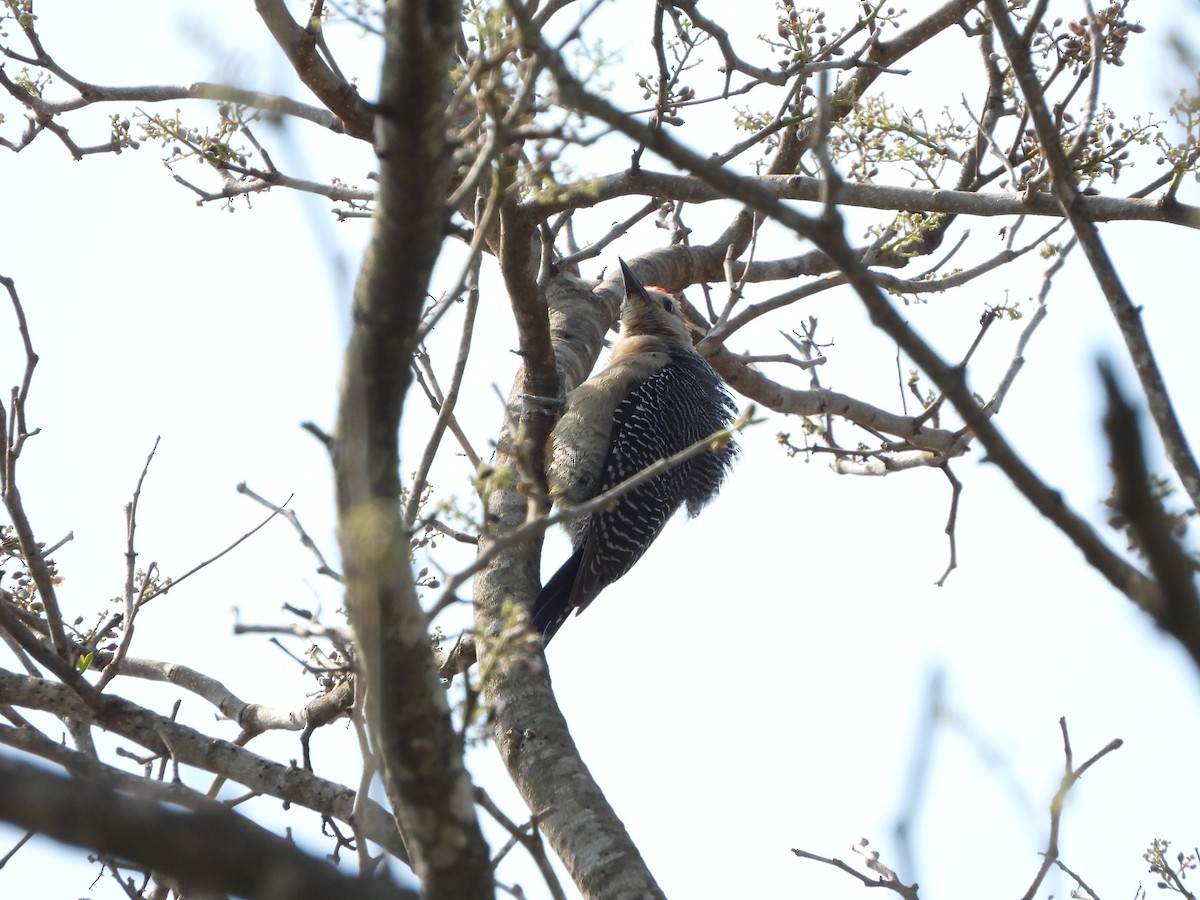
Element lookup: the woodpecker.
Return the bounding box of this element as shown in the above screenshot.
[531,259,738,642]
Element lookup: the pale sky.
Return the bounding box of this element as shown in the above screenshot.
[2,2,1199,898]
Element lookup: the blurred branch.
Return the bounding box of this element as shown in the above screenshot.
[1100,364,1200,675]
[0,754,416,900]
[1020,718,1123,900]
[1052,858,1105,900]
[332,1,490,895]
[0,74,347,134]
[891,670,945,886]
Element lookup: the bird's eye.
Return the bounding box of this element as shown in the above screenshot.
[660,297,675,314]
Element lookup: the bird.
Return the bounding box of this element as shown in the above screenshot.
[531,258,738,642]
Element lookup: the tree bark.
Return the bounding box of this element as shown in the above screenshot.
[335,2,491,897]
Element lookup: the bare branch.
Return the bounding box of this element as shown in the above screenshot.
[987,239,1074,417]
[237,482,344,581]
[476,786,567,900]
[0,277,77,666]
[102,657,353,737]
[703,341,967,457]
[253,0,374,139]
[10,80,347,133]
[986,0,1200,513]
[0,666,405,858]
[1020,718,1123,900]
[94,437,160,692]
[0,754,416,900]
[935,463,963,587]
[405,257,482,529]
[791,841,920,900]
[523,169,1200,228]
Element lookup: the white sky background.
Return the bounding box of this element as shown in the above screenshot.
[1,1,1199,898]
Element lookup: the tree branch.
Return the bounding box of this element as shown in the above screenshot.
[1100,364,1200,676]
[985,0,1200,513]
[253,0,374,140]
[0,754,416,900]
[333,1,491,896]
[0,667,405,859]
[1020,718,1123,900]
[523,169,1200,228]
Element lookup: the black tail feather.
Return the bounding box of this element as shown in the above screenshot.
[531,549,583,643]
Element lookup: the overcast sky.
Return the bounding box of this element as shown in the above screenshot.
[2,2,1199,898]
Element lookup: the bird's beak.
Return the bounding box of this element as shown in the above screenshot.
[618,257,651,308]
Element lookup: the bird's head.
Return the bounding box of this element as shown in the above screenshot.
[617,258,694,344]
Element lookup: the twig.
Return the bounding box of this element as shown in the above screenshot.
[0,828,34,868]
[424,518,478,545]
[554,200,659,273]
[0,276,68,659]
[348,676,383,874]
[934,464,962,586]
[908,302,998,432]
[988,238,1075,416]
[1060,9,1104,169]
[96,657,353,737]
[436,635,478,681]
[414,187,500,348]
[233,613,352,648]
[870,222,1065,298]
[791,843,919,900]
[411,352,484,471]
[237,483,343,581]
[1020,717,1123,900]
[1052,857,1103,900]
[405,260,482,529]
[709,272,845,343]
[475,787,567,900]
[147,502,285,600]
[891,670,944,885]
[96,437,161,691]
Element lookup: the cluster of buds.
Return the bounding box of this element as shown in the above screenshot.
[0,533,59,607]
[1033,7,1145,69]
